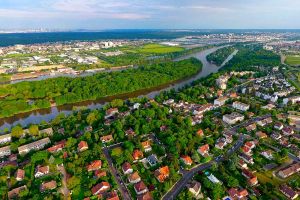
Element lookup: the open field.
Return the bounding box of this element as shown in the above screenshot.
[285,55,300,66]
[138,44,184,54]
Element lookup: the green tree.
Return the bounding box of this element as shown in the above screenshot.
[28,124,39,136]
[86,112,97,125]
[11,125,24,138]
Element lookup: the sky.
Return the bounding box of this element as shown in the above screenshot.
[0,0,299,30]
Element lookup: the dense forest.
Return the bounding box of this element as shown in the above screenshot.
[206,46,235,66]
[0,58,202,118]
[220,45,281,72]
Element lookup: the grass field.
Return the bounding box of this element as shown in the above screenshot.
[285,55,300,66]
[0,74,11,83]
[138,44,184,54]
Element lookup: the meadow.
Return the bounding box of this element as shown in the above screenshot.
[285,55,300,66]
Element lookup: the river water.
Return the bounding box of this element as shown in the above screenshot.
[0,46,234,131]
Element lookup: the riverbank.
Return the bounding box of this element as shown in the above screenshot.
[0,58,202,119]
[0,46,227,131]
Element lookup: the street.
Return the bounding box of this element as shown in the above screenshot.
[162,114,271,200]
[102,146,132,200]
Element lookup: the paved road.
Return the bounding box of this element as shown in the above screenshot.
[162,115,271,200]
[102,146,132,200]
[162,134,245,200]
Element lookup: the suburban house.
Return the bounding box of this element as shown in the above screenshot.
[282,127,294,136]
[15,169,25,181]
[91,182,111,195]
[147,154,158,167]
[105,108,119,119]
[278,162,300,178]
[47,140,66,153]
[256,131,267,139]
[40,180,57,191]
[106,191,120,200]
[132,149,144,161]
[39,128,53,136]
[125,129,135,137]
[274,122,284,130]
[8,185,27,199]
[181,155,193,166]
[154,166,169,183]
[34,165,49,178]
[271,132,282,140]
[141,140,152,152]
[256,117,273,127]
[244,141,256,149]
[100,135,113,143]
[242,169,258,186]
[128,171,141,184]
[137,192,153,200]
[196,129,204,137]
[193,103,213,115]
[279,185,298,200]
[223,132,233,143]
[239,153,254,164]
[94,170,107,178]
[223,112,244,125]
[18,137,50,155]
[232,101,250,111]
[246,123,257,132]
[227,188,249,199]
[78,141,89,152]
[238,159,248,169]
[87,160,102,172]
[197,144,210,157]
[134,181,148,195]
[187,181,202,197]
[214,96,229,107]
[0,133,11,144]
[242,146,252,155]
[122,162,133,174]
[215,138,227,150]
[261,150,274,160]
[0,145,11,157]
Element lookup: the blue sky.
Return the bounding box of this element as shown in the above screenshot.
[0,0,299,29]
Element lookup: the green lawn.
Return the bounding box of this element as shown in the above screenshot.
[138,44,184,54]
[285,55,300,66]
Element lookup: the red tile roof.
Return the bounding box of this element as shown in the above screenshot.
[78,141,88,151]
[91,182,110,195]
[132,149,143,160]
[47,140,66,153]
[87,160,102,171]
[181,155,193,165]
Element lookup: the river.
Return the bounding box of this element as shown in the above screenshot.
[0,46,234,132]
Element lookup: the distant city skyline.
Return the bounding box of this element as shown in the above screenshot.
[0,0,299,30]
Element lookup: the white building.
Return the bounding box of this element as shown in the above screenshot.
[223,112,244,125]
[0,134,11,144]
[0,146,11,157]
[214,97,228,107]
[18,137,51,155]
[232,101,250,111]
[216,76,229,90]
